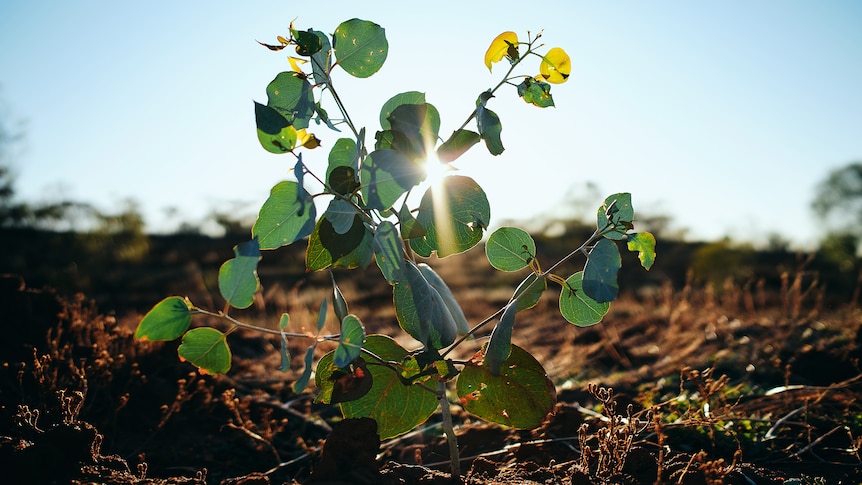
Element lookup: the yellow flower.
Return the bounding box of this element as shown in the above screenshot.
[538,47,571,84]
[484,31,519,71]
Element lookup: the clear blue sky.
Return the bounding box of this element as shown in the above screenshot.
[1,1,860,248]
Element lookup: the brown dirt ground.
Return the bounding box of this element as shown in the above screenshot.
[1,244,862,484]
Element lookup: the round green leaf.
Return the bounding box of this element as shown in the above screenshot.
[398,203,425,240]
[252,181,316,250]
[324,199,357,235]
[135,296,193,341]
[513,273,547,312]
[456,344,555,428]
[582,238,621,303]
[218,238,261,310]
[333,314,366,368]
[178,327,232,375]
[559,271,610,327]
[254,102,294,154]
[333,19,388,78]
[306,215,374,271]
[321,357,373,404]
[379,91,425,130]
[316,335,438,439]
[360,149,424,211]
[485,226,536,272]
[597,193,634,240]
[327,138,360,195]
[415,175,491,257]
[265,71,314,129]
[384,102,440,158]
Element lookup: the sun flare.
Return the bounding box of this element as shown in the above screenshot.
[422,152,453,190]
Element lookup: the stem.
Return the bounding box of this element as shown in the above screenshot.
[542,227,602,276]
[191,308,340,340]
[437,380,461,479]
[325,77,360,140]
[442,226,604,358]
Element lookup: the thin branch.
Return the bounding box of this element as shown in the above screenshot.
[793,425,846,457]
[191,308,340,340]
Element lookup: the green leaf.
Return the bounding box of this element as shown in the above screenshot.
[317,297,328,332]
[319,357,373,403]
[292,28,322,56]
[393,262,457,349]
[597,193,634,240]
[266,71,315,129]
[178,327,232,375]
[559,272,610,327]
[485,226,536,272]
[331,273,350,322]
[316,335,438,439]
[252,181,316,250]
[398,203,425,239]
[513,273,546,312]
[309,30,332,86]
[328,166,359,196]
[324,199,357,234]
[390,101,441,137]
[414,175,491,257]
[583,238,621,303]
[517,78,554,108]
[476,94,504,155]
[135,296,193,341]
[417,263,470,336]
[293,346,316,393]
[218,238,261,310]
[333,314,366,368]
[457,344,555,428]
[294,157,309,199]
[314,102,339,131]
[306,216,374,271]
[360,149,424,211]
[437,129,481,163]
[485,301,517,376]
[254,102,294,154]
[374,129,411,153]
[379,91,425,130]
[333,19,388,78]
[409,235,434,258]
[373,221,406,284]
[327,138,360,195]
[627,232,656,270]
[385,102,441,160]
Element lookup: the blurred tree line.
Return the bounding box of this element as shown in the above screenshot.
[1,101,861,311]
